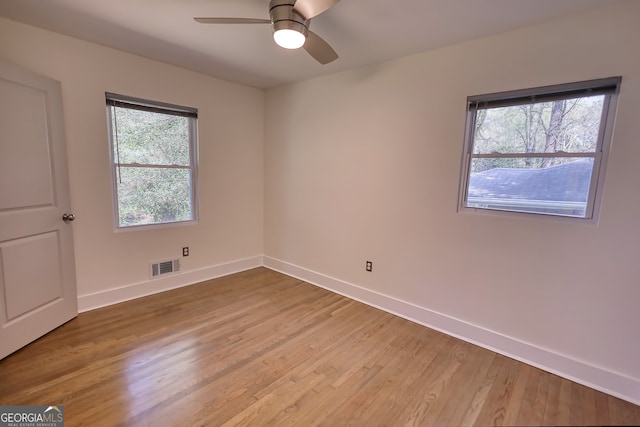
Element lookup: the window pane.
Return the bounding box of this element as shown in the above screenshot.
[116,167,193,227]
[111,107,190,166]
[466,158,594,217]
[472,95,604,155]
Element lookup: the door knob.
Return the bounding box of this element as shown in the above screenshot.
[62,213,76,222]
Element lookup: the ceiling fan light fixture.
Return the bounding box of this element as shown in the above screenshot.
[273,28,306,49]
[195,0,340,63]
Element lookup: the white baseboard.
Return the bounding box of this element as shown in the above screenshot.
[77,255,263,313]
[263,256,640,406]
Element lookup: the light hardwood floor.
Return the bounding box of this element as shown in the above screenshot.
[1,267,639,426]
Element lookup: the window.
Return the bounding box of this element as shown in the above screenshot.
[106,93,198,228]
[458,77,620,220]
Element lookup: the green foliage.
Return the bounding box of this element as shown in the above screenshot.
[112,107,190,165]
[111,106,194,227]
[471,95,604,173]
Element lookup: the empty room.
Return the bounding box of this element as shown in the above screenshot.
[1,0,639,425]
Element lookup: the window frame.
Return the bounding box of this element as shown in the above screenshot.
[106,92,199,230]
[457,77,621,222]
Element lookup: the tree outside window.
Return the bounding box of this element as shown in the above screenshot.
[459,77,620,219]
[106,94,198,228]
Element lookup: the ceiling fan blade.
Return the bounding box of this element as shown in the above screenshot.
[194,17,270,24]
[293,0,340,19]
[304,30,338,64]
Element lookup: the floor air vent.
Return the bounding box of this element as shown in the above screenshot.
[150,258,180,279]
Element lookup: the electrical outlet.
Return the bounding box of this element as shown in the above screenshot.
[366,261,373,272]
[182,247,189,257]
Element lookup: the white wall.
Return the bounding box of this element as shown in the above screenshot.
[264,2,640,403]
[0,18,265,308]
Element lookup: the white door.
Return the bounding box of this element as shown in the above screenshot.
[0,60,78,359]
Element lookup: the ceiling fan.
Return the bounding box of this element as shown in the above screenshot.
[194,0,340,64]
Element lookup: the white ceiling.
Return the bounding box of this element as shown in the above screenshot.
[0,0,620,89]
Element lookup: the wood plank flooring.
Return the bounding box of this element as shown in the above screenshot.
[1,267,639,426]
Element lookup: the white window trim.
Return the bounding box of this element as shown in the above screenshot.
[457,77,621,223]
[106,92,199,230]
